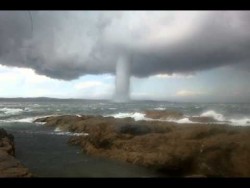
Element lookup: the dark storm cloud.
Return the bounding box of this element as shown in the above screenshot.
[0,11,117,80]
[130,11,250,77]
[0,11,250,80]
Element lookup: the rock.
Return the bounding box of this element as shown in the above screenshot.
[185,174,207,178]
[0,128,32,177]
[144,110,184,120]
[116,124,155,135]
[35,115,250,177]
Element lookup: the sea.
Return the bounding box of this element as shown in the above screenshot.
[0,98,250,177]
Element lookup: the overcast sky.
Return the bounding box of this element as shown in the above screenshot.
[0,11,250,102]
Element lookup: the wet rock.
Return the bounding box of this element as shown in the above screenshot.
[36,115,250,177]
[116,124,152,135]
[0,128,32,177]
[144,110,183,120]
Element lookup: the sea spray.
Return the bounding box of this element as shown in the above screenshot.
[200,110,225,121]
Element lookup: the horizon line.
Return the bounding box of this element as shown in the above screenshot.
[0,96,249,104]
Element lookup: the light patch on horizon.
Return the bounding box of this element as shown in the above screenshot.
[176,90,204,97]
[74,81,106,90]
[152,73,194,79]
[0,64,61,85]
[74,80,114,99]
[0,65,115,99]
[1,59,250,102]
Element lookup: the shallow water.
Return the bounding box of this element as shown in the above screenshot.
[4,123,162,177]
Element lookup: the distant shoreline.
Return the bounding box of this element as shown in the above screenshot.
[0,97,249,104]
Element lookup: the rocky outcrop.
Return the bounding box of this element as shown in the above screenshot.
[35,115,250,177]
[0,129,32,177]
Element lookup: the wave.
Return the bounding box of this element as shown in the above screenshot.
[0,117,34,123]
[14,117,35,123]
[200,110,225,121]
[0,107,24,115]
[0,117,39,124]
[153,107,166,111]
[200,110,250,126]
[0,115,55,124]
[229,118,250,126]
[106,112,194,124]
[107,110,250,126]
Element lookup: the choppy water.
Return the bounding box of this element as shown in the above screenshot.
[1,99,250,177]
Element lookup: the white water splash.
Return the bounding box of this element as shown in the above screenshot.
[105,112,147,121]
[0,107,23,115]
[200,110,225,121]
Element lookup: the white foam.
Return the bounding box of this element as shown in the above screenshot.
[108,108,117,110]
[154,107,166,111]
[54,127,62,132]
[0,117,34,123]
[200,110,225,121]
[53,127,88,136]
[24,107,34,112]
[229,118,250,126]
[106,112,147,121]
[176,118,194,124]
[0,107,23,115]
[72,132,89,136]
[11,130,89,136]
[199,110,250,126]
[38,112,250,127]
[34,122,46,125]
[60,132,88,136]
[14,117,34,123]
[0,115,55,124]
[106,112,198,123]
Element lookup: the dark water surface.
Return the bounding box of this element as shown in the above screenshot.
[4,123,162,177]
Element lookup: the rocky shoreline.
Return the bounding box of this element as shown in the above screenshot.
[0,129,32,177]
[35,111,250,177]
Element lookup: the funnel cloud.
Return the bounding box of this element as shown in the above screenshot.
[114,54,131,102]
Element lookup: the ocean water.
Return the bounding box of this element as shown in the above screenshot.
[1,99,250,177]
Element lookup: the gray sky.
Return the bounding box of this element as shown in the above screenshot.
[0,11,250,102]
